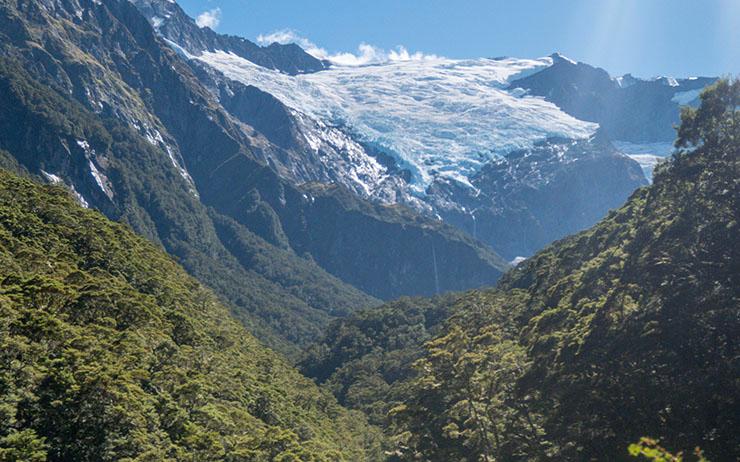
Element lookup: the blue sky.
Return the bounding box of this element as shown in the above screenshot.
[177,0,739,78]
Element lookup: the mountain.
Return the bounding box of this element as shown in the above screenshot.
[0,0,379,356]
[301,81,740,460]
[511,53,716,144]
[511,53,717,178]
[0,169,383,461]
[1,0,735,459]
[0,0,511,356]
[185,47,651,260]
[132,2,714,261]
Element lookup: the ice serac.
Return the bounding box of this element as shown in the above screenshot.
[429,134,647,259]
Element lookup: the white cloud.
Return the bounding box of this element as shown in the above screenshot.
[195,8,221,29]
[256,29,440,66]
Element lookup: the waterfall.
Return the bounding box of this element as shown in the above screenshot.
[432,244,440,295]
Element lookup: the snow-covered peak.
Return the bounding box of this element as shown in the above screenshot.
[197,51,597,193]
[549,52,577,65]
[654,76,680,87]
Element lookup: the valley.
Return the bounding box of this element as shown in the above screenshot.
[0,0,736,460]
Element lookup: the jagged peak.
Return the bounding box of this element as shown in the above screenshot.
[549,52,577,65]
[129,0,328,74]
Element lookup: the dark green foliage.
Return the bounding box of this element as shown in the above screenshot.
[0,170,382,461]
[676,79,739,150]
[0,430,47,462]
[299,295,459,426]
[389,290,550,461]
[395,79,739,461]
[209,211,371,318]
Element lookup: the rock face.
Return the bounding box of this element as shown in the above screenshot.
[510,53,717,180]
[276,183,508,300]
[511,54,716,143]
[0,0,510,359]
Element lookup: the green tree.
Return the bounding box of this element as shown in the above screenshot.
[676,79,739,150]
[629,437,709,462]
[0,171,382,461]
[391,299,547,461]
[0,429,48,462]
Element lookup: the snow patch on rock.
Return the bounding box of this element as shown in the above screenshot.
[510,256,527,266]
[41,170,63,185]
[613,141,674,181]
[88,159,111,198]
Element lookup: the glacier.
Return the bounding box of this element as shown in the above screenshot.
[197,51,597,194]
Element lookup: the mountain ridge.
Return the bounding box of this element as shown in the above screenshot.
[130,0,329,74]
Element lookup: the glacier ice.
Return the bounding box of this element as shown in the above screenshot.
[197,51,597,194]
